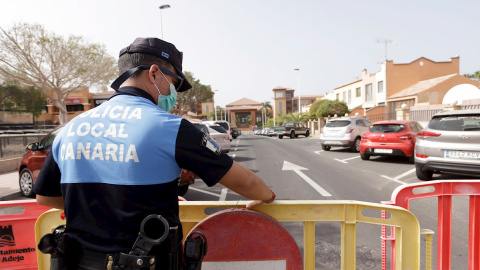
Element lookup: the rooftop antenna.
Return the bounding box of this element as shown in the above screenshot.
[376,38,393,60]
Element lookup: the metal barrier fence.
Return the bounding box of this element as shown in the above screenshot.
[35,200,421,270]
[0,133,47,157]
[382,180,480,270]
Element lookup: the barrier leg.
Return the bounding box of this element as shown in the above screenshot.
[437,195,452,269]
[303,221,315,270]
[469,195,480,269]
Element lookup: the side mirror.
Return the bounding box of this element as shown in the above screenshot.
[26,142,39,151]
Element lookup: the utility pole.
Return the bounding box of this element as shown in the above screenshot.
[376,38,393,60]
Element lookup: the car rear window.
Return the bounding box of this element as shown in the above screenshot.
[428,115,480,131]
[210,125,228,133]
[369,124,406,133]
[325,120,351,127]
[194,124,209,134]
[215,122,229,130]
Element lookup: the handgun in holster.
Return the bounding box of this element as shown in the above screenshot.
[38,224,68,270]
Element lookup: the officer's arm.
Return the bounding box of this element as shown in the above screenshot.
[218,161,273,209]
[36,195,64,210]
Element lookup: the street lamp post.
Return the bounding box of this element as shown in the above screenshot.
[294,68,301,115]
[159,4,171,39]
[214,90,218,121]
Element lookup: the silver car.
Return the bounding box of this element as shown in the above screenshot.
[415,109,480,180]
[207,126,231,153]
[320,117,372,152]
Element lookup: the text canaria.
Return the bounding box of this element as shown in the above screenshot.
[60,143,139,162]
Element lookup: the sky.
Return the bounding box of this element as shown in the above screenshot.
[1,0,479,108]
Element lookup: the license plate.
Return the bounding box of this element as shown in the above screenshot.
[374,148,393,154]
[445,150,480,159]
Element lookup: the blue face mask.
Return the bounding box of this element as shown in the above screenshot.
[154,72,178,112]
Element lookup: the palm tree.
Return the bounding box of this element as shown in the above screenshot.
[260,101,272,127]
[284,113,309,123]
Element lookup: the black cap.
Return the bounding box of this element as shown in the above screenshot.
[119,38,192,92]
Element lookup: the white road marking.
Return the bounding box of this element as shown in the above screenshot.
[189,187,221,198]
[314,150,323,154]
[334,156,361,163]
[219,188,228,201]
[282,161,332,197]
[380,168,415,185]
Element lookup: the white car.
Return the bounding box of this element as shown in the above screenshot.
[203,120,232,141]
[320,117,372,152]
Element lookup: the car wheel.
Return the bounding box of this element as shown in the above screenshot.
[279,135,283,139]
[416,167,433,181]
[351,138,360,152]
[305,130,310,137]
[322,145,331,151]
[360,153,370,160]
[19,168,35,198]
[408,155,415,164]
[290,131,295,139]
[178,185,189,196]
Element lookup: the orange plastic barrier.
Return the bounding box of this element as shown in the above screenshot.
[382,180,480,270]
[0,200,51,270]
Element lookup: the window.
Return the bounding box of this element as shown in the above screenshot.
[205,105,209,114]
[279,102,282,114]
[356,87,361,97]
[342,92,346,102]
[348,90,352,104]
[365,84,372,101]
[336,93,340,100]
[276,92,284,98]
[67,104,84,112]
[378,81,384,93]
[286,93,292,98]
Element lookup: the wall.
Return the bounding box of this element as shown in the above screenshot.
[386,57,459,97]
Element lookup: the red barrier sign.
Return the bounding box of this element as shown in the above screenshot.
[0,200,51,270]
[185,208,303,269]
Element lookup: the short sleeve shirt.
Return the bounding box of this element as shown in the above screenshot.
[33,87,233,253]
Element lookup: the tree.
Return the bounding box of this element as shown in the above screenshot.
[316,100,349,118]
[464,71,480,81]
[0,81,45,117]
[176,71,214,116]
[283,112,309,123]
[308,99,329,119]
[0,23,117,124]
[260,101,272,127]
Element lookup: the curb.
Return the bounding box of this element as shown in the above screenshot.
[0,191,22,201]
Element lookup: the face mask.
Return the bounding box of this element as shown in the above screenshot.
[154,72,178,112]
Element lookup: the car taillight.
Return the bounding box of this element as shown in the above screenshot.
[417,131,441,140]
[346,127,354,134]
[416,153,429,158]
[398,134,413,140]
[224,136,229,141]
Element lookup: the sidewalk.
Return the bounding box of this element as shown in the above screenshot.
[0,170,22,200]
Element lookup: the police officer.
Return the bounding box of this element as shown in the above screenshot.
[34,37,275,270]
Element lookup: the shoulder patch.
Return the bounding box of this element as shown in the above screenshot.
[201,133,222,155]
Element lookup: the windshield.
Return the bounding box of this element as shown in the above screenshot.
[429,115,480,131]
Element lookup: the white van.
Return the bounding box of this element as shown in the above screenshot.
[203,120,232,141]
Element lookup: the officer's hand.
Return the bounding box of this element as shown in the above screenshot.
[246,200,264,209]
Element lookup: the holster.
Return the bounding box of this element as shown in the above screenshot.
[38,225,69,270]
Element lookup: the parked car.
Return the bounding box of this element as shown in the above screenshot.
[267,126,286,137]
[231,127,241,139]
[203,120,232,141]
[280,122,309,139]
[360,120,423,163]
[18,126,195,198]
[415,109,480,181]
[207,126,231,153]
[320,117,372,152]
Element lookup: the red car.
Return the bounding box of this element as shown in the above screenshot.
[18,126,194,198]
[359,120,423,163]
